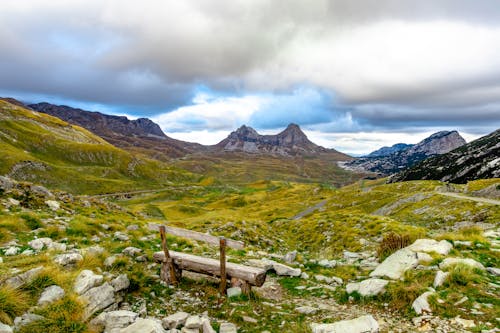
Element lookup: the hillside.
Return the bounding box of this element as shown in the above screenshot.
[0,100,195,194]
[366,143,413,158]
[343,131,466,175]
[391,129,500,183]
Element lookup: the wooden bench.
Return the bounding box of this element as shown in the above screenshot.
[152,225,266,295]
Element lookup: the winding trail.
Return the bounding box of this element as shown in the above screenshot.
[437,192,500,205]
[291,199,328,220]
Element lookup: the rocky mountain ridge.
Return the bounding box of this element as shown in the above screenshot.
[366,143,414,158]
[390,129,500,183]
[343,131,467,175]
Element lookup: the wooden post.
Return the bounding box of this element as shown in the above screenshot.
[160,226,178,285]
[219,237,227,295]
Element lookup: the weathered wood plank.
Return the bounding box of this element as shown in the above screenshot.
[149,224,244,250]
[153,251,266,287]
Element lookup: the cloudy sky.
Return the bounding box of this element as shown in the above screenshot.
[1,0,499,155]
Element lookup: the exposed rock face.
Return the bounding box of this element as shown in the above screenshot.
[215,124,350,158]
[90,310,138,333]
[81,283,116,319]
[439,258,486,271]
[74,270,104,295]
[366,143,413,158]
[412,291,434,315]
[343,131,466,175]
[311,315,379,333]
[370,248,419,280]
[120,318,165,333]
[37,285,65,306]
[346,278,389,297]
[390,129,500,183]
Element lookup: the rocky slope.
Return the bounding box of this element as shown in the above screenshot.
[214,123,350,159]
[343,131,466,175]
[390,129,500,183]
[29,102,203,160]
[366,143,413,158]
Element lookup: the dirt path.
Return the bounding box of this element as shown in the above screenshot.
[437,192,500,205]
[291,200,328,220]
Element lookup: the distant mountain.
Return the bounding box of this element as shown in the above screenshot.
[366,143,413,157]
[29,102,203,160]
[214,123,350,158]
[343,131,467,175]
[390,129,500,183]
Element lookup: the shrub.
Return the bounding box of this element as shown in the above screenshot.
[377,232,412,260]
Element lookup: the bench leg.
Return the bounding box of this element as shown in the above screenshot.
[160,261,182,285]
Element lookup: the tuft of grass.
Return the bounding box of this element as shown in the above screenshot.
[20,213,43,230]
[444,264,484,287]
[377,232,412,260]
[0,286,30,324]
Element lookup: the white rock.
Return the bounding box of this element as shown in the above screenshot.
[22,249,34,256]
[452,316,475,328]
[13,313,44,331]
[283,250,297,263]
[28,237,53,251]
[120,318,165,333]
[295,306,318,314]
[37,285,65,306]
[74,270,104,295]
[219,322,237,333]
[54,252,83,266]
[111,274,130,292]
[439,258,486,271]
[433,271,449,288]
[7,198,20,206]
[227,287,242,298]
[0,257,3,264]
[81,283,116,320]
[311,315,379,333]
[90,310,138,333]
[201,318,216,333]
[184,316,202,329]
[346,278,388,297]
[181,328,199,333]
[114,232,129,241]
[454,241,472,247]
[486,267,500,276]
[301,272,309,279]
[318,259,336,268]
[272,262,301,277]
[126,224,139,231]
[83,245,105,256]
[104,255,119,268]
[370,248,418,280]
[416,252,433,263]
[122,247,142,257]
[47,242,67,252]
[0,323,12,333]
[343,251,361,260]
[45,200,60,211]
[5,266,43,288]
[412,291,434,315]
[407,239,453,256]
[5,247,20,256]
[162,312,189,329]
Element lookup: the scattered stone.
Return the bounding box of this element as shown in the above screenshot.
[201,317,216,333]
[407,239,453,256]
[21,249,34,256]
[126,224,139,231]
[5,266,43,288]
[272,262,301,277]
[219,322,237,333]
[486,267,500,276]
[283,250,297,263]
[162,312,189,329]
[54,252,83,266]
[416,252,433,263]
[227,287,242,298]
[346,278,389,297]
[30,185,53,198]
[122,247,142,257]
[81,283,116,319]
[295,306,318,315]
[301,272,309,279]
[247,259,273,271]
[45,200,60,211]
[454,241,472,247]
[0,175,15,191]
[104,255,119,268]
[90,310,138,333]
[4,247,20,256]
[7,198,20,206]
[114,232,129,241]
[370,248,418,280]
[412,291,434,315]
[318,259,336,268]
[433,271,449,288]
[311,315,379,333]
[439,258,486,271]
[452,316,475,328]
[28,237,53,251]
[184,316,202,329]
[37,285,65,306]
[13,313,45,331]
[83,245,104,256]
[121,318,165,333]
[111,274,130,292]
[314,275,343,285]
[454,296,468,306]
[0,323,12,333]
[242,316,258,323]
[47,242,67,252]
[74,270,104,295]
[343,251,361,260]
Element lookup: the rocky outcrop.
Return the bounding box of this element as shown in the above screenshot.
[311,315,379,333]
[390,129,500,183]
[366,143,413,158]
[343,131,466,175]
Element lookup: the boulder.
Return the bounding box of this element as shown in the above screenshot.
[111,274,130,292]
[83,245,105,256]
[201,317,216,333]
[184,316,202,329]
[486,267,500,276]
[227,287,242,298]
[412,291,434,315]
[122,247,142,257]
[4,247,20,256]
[54,252,83,266]
[272,262,301,277]
[37,285,65,306]
[28,237,53,251]
[74,270,104,295]
[81,283,116,320]
[0,323,12,333]
[162,312,189,329]
[407,239,452,256]
[318,259,336,268]
[283,250,297,263]
[311,315,379,333]
[5,266,43,288]
[433,271,449,288]
[370,248,418,280]
[120,318,165,333]
[439,258,485,271]
[219,322,238,333]
[45,200,60,211]
[346,278,388,297]
[13,313,45,331]
[90,310,138,333]
[47,242,67,252]
[114,232,129,242]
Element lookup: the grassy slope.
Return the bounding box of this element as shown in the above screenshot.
[0,100,196,194]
